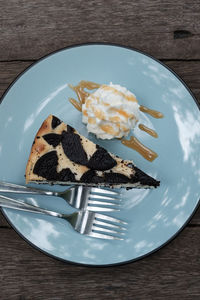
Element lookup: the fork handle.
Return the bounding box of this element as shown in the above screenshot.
[0,181,57,196]
[0,194,62,218]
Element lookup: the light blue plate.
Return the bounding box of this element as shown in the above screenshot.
[0,44,200,266]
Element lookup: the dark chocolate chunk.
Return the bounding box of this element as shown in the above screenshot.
[33,151,76,182]
[131,166,160,187]
[43,133,61,147]
[33,151,58,180]
[58,168,76,181]
[67,124,75,133]
[104,172,130,183]
[51,116,61,129]
[127,163,160,187]
[61,130,88,165]
[80,170,104,183]
[87,147,117,171]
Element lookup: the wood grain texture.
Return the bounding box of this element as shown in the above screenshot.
[0,210,10,227]
[0,0,200,60]
[0,61,33,99]
[0,227,199,300]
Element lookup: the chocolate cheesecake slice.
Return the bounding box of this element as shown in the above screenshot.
[25,115,160,189]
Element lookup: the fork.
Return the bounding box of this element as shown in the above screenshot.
[0,194,127,240]
[0,181,121,212]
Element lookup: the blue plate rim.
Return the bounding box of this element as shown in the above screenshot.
[0,42,200,267]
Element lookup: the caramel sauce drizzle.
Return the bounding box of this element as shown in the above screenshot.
[138,123,158,138]
[69,81,163,162]
[69,80,101,110]
[122,136,158,162]
[140,105,164,118]
[69,98,82,112]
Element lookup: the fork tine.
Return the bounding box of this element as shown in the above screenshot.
[88,206,120,212]
[95,213,128,225]
[88,200,121,206]
[87,231,124,240]
[93,219,127,230]
[92,225,125,235]
[89,194,122,201]
[90,187,120,196]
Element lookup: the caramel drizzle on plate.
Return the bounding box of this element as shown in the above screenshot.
[69,98,82,112]
[121,136,158,162]
[138,123,158,138]
[69,81,163,162]
[140,105,164,118]
[69,80,101,111]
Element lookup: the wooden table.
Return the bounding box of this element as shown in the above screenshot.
[0,1,200,299]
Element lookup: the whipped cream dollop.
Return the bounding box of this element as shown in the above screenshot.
[82,83,140,139]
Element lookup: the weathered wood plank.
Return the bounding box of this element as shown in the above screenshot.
[0,61,33,99]
[0,226,199,299]
[0,210,10,227]
[189,207,200,225]
[0,0,200,60]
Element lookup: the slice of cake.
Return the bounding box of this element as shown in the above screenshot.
[25,115,160,189]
